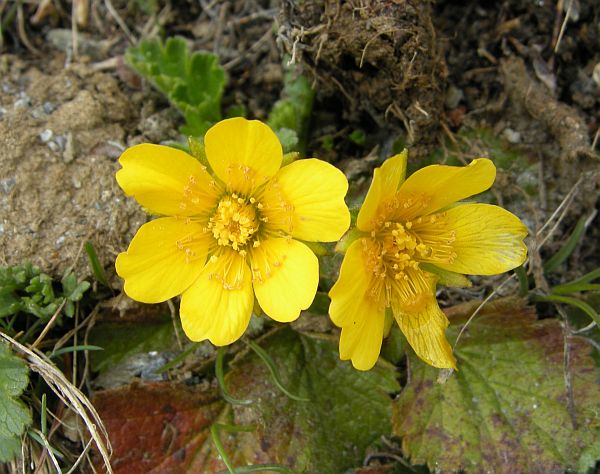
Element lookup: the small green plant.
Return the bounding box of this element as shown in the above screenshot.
[0,262,99,466]
[126,36,227,137]
[0,263,90,339]
[267,68,315,154]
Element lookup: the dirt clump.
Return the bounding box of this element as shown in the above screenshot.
[280,0,446,155]
[0,54,145,280]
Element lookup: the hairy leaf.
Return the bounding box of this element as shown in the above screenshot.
[226,328,400,473]
[394,298,600,473]
[126,36,226,137]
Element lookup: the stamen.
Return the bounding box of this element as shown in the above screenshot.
[207,195,260,253]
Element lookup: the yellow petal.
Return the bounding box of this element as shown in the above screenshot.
[329,239,384,370]
[251,238,318,322]
[180,250,253,345]
[261,159,350,241]
[329,239,377,326]
[387,267,456,368]
[204,118,282,194]
[339,309,385,371]
[116,217,209,303]
[357,150,407,232]
[398,158,496,217]
[116,144,220,217]
[393,297,457,369]
[418,203,528,275]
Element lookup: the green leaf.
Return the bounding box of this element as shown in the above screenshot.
[226,328,399,473]
[0,263,85,324]
[394,298,600,473]
[85,241,109,287]
[0,342,31,462]
[274,127,299,154]
[267,69,314,155]
[544,215,588,274]
[88,320,175,373]
[349,129,366,146]
[61,272,90,303]
[533,293,600,326]
[126,36,226,137]
[0,434,21,462]
[551,267,600,295]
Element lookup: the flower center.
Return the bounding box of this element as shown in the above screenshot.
[208,194,259,251]
[371,221,432,281]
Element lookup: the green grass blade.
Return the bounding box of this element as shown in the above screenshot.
[247,341,309,402]
[41,393,47,436]
[216,465,296,474]
[514,265,529,296]
[543,216,587,274]
[154,342,200,374]
[551,283,600,295]
[210,423,255,474]
[84,241,109,287]
[216,347,253,406]
[49,345,104,358]
[533,294,600,326]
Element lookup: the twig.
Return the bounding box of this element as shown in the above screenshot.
[32,429,61,473]
[31,300,67,350]
[554,0,572,53]
[453,275,516,349]
[560,315,577,429]
[71,0,79,59]
[167,299,183,350]
[104,0,135,43]
[573,321,596,334]
[65,438,94,474]
[591,128,599,151]
[17,2,40,55]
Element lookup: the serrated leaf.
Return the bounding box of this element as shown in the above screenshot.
[274,127,299,153]
[61,272,90,302]
[226,328,400,473]
[0,433,22,462]
[394,298,600,473]
[126,36,226,137]
[0,343,31,461]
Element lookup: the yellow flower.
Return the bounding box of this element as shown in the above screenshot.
[116,117,350,345]
[329,150,528,370]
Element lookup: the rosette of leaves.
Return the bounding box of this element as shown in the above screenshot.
[126,36,226,137]
[0,263,90,332]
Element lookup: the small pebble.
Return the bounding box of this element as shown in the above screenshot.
[43,102,56,114]
[13,92,31,109]
[40,129,54,143]
[54,134,67,151]
[502,127,521,144]
[0,177,16,194]
[55,235,66,248]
